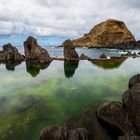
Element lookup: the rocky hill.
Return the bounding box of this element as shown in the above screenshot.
[64,19,135,47]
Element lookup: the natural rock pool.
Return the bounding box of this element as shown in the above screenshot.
[0,48,140,140]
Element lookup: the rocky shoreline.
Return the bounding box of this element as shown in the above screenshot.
[39,74,140,140]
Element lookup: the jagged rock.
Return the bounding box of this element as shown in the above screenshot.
[79,53,89,60]
[123,84,140,135]
[63,19,135,47]
[63,40,79,61]
[100,53,107,59]
[97,74,140,139]
[40,103,112,140]
[97,101,134,135]
[0,43,24,61]
[24,36,51,63]
[128,74,140,89]
[40,125,88,140]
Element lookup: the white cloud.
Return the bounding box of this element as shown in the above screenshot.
[0,0,140,39]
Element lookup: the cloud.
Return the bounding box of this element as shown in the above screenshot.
[0,0,140,39]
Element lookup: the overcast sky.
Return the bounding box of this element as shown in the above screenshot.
[0,0,140,39]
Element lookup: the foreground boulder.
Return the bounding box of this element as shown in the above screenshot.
[63,40,79,61]
[63,19,135,47]
[0,44,24,61]
[40,125,88,140]
[39,103,112,140]
[24,36,51,63]
[97,74,140,139]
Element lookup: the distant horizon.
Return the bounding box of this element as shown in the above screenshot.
[0,0,140,47]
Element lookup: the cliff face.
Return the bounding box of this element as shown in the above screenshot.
[69,19,135,47]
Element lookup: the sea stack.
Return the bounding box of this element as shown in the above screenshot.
[24,36,51,63]
[63,19,135,47]
[63,40,79,61]
[0,43,24,61]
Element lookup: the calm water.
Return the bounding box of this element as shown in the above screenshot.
[0,48,140,140]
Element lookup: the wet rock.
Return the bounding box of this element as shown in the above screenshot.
[24,36,51,63]
[40,125,88,140]
[121,51,139,58]
[97,101,133,135]
[79,53,89,60]
[100,53,107,59]
[128,74,140,89]
[64,19,135,47]
[0,43,24,61]
[40,103,112,140]
[97,74,140,139]
[63,40,79,61]
[123,84,140,135]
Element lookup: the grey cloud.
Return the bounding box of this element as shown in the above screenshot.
[0,0,139,39]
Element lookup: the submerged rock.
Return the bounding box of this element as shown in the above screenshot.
[0,43,24,61]
[24,36,51,63]
[63,40,79,61]
[97,74,140,139]
[62,19,135,48]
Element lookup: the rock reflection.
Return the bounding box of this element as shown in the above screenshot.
[91,57,127,70]
[26,61,51,77]
[0,61,22,71]
[64,60,79,78]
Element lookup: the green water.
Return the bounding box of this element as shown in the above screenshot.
[0,58,140,140]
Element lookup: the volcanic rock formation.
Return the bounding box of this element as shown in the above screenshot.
[63,40,79,61]
[97,74,140,139]
[0,43,24,61]
[64,19,135,47]
[24,36,51,63]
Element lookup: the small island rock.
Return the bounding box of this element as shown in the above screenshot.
[24,36,51,63]
[63,40,79,61]
[0,43,24,61]
[63,19,135,47]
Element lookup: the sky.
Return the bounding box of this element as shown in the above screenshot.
[0,0,140,46]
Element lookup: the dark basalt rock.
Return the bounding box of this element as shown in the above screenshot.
[100,53,107,59]
[79,53,89,60]
[97,102,134,135]
[0,43,24,61]
[63,40,79,61]
[39,103,112,140]
[128,74,140,89]
[123,84,140,135]
[40,125,88,140]
[97,74,140,139]
[24,36,51,63]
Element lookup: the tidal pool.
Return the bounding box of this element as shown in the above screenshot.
[0,51,140,140]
